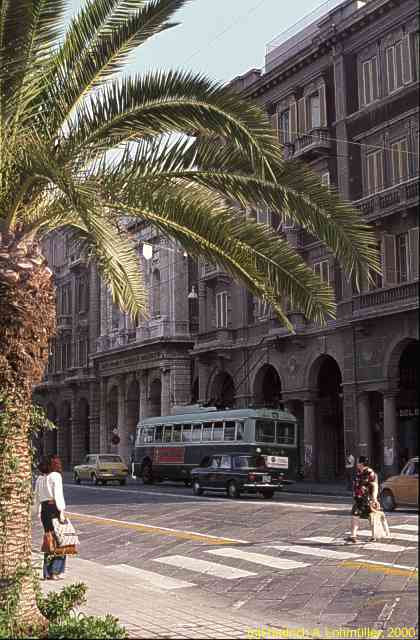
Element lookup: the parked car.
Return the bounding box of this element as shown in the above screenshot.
[190,453,291,499]
[73,454,129,486]
[380,457,418,511]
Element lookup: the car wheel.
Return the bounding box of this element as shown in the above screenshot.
[184,478,192,487]
[74,473,81,485]
[91,473,100,486]
[142,463,154,485]
[119,479,126,486]
[192,479,203,496]
[381,489,396,512]
[262,490,274,500]
[227,481,240,499]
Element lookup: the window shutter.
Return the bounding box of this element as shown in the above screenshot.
[290,101,297,141]
[319,84,327,127]
[376,150,384,192]
[400,139,408,180]
[386,47,395,93]
[362,61,371,104]
[382,234,397,286]
[402,34,412,84]
[408,227,419,280]
[395,41,403,88]
[371,56,379,99]
[298,97,306,135]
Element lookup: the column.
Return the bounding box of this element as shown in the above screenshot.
[357,392,370,459]
[383,391,398,478]
[89,382,100,454]
[303,399,316,481]
[161,367,171,416]
[71,392,83,466]
[117,375,128,461]
[99,378,108,452]
[138,371,149,421]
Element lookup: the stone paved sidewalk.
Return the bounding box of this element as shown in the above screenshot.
[34,553,313,639]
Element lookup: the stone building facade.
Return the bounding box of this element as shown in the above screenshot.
[35,0,419,482]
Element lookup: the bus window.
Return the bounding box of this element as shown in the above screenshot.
[236,422,245,440]
[173,425,182,442]
[155,425,163,442]
[163,426,172,442]
[202,422,212,441]
[256,419,275,443]
[276,422,295,444]
[144,427,155,443]
[212,422,223,441]
[224,421,235,441]
[192,424,202,441]
[182,424,192,442]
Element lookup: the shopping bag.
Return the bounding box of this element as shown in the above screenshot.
[369,510,390,540]
[52,517,79,547]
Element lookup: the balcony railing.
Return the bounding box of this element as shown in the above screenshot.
[56,314,72,329]
[354,177,418,219]
[287,128,331,160]
[200,261,229,279]
[352,281,419,316]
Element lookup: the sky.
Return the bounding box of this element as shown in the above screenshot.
[67,0,343,84]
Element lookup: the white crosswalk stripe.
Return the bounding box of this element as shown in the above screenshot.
[108,564,195,591]
[351,530,418,542]
[206,548,310,570]
[302,536,414,553]
[267,544,362,560]
[153,555,256,579]
[390,524,418,532]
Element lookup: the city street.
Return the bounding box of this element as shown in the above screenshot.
[33,480,418,638]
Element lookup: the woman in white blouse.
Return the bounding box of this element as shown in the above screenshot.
[34,456,67,580]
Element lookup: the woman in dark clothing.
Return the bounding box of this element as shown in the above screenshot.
[347,456,379,543]
[34,456,67,579]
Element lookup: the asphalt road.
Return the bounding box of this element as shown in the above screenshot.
[32,480,418,637]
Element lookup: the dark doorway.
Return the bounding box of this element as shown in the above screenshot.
[254,364,282,408]
[316,356,344,481]
[397,341,419,466]
[210,372,235,409]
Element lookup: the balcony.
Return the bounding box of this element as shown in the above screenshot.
[354,177,419,220]
[200,261,230,281]
[287,128,332,160]
[352,281,419,319]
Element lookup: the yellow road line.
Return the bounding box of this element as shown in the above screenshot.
[67,511,248,545]
[341,560,418,578]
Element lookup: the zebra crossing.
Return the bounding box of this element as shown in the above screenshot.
[105,522,418,591]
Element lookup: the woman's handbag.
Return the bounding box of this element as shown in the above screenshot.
[52,517,79,547]
[54,544,78,556]
[41,531,56,554]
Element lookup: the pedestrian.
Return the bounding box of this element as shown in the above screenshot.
[346,456,379,543]
[34,455,67,580]
[344,450,355,491]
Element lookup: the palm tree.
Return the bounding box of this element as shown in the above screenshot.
[0,0,378,631]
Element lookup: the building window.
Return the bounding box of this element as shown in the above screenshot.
[216,291,228,328]
[59,284,71,315]
[362,56,378,105]
[308,93,321,129]
[396,233,409,283]
[76,276,89,313]
[77,338,88,367]
[255,297,270,321]
[279,109,290,144]
[366,150,384,194]
[391,139,409,184]
[321,172,330,188]
[386,36,412,94]
[152,269,161,317]
[256,208,272,227]
[313,259,330,284]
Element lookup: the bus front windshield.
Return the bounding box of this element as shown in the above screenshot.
[255,420,295,445]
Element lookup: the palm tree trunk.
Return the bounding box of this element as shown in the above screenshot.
[0,239,55,633]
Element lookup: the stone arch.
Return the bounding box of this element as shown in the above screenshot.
[150,378,162,416]
[307,354,344,481]
[252,363,282,408]
[42,402,58,455]
[77,398,90,463]
[208,369,235,409]
[58,400,72,470]
[385,337,419,385]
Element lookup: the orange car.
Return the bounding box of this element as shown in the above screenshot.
[380,457,418,511]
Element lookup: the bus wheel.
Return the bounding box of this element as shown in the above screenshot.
[227,481,240,499]
[142,463,154,484]
[192,479,203,496]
